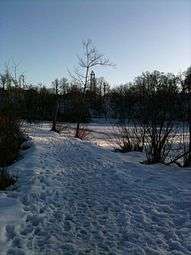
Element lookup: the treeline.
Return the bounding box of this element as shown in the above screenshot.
[0,66,191,167]
[0,70,110,122]
[0,67,190,122]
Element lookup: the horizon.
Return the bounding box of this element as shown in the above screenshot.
[0,0,191,87]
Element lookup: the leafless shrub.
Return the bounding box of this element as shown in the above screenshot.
[0,114,24,167]
[166,122,191,167]
[111,121,145,153]
[75,126,90,140]
[0,167,16,190]
[144,121,178,164]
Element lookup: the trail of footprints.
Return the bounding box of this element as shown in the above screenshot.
[4,133,191,255]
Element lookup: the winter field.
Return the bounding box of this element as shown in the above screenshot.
[0,122,191,255]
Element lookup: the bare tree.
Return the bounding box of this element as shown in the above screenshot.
[0,62,26,93]
[133,71,179,164]
[70,39,114,138]
[59,77,69,95]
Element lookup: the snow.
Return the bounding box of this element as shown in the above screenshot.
[0,123,191,255]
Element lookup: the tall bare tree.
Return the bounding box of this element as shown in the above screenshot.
[71,39,114,138]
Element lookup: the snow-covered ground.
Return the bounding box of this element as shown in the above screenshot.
[0,123,191,255]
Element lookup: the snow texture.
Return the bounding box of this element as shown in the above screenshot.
[0,123,191,255]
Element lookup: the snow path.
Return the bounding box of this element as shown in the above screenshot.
[2,126,191,255]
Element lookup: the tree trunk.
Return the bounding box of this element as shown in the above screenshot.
[75,122,80,138]
[51,100,59,132]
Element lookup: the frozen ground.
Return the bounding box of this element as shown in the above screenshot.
[0,123,191,255]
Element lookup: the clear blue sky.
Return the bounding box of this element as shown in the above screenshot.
[0,0,191,87]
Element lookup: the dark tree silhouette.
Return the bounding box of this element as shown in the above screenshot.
[70,39,114,138]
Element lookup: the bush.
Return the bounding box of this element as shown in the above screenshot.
[75,126,90,140]
[0,114,24,167]
[0,167,16,190]
[112,122,145,153]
